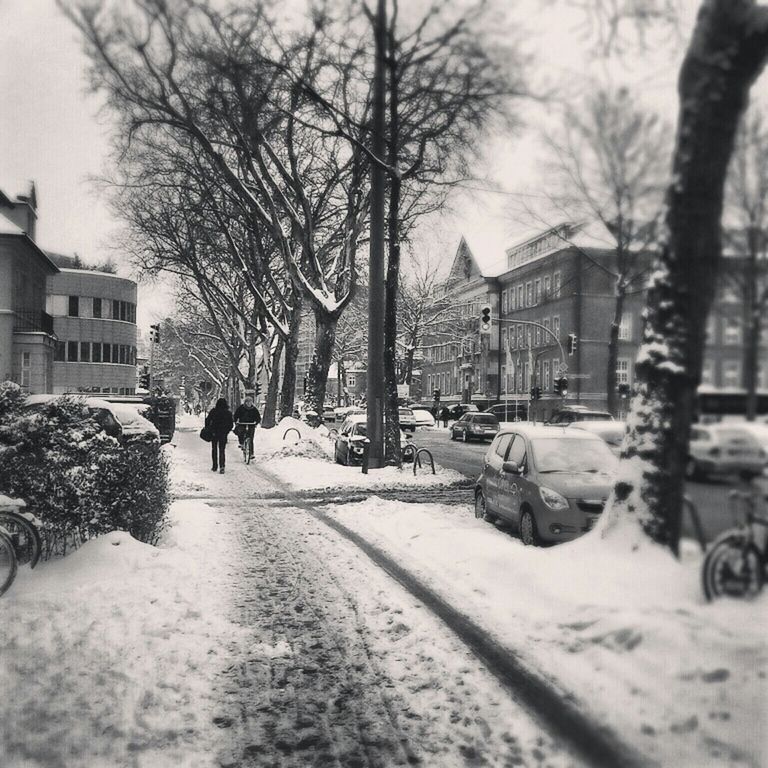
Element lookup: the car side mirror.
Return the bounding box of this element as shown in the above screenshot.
[502,460,520,474]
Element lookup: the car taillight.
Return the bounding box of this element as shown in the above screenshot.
[708,447,720,457]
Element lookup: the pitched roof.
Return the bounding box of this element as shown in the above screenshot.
[0,210,25,236]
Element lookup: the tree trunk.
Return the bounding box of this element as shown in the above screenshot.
[744,230,760,420]
[304,309,338,415]
[262,335,284,428]
[603,1,768,555]
[606,286,625,417]
[280,306,302,420]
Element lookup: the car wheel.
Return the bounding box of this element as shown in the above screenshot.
[474,489,495,522]
[519,508,540,546]
[684,457,700,481]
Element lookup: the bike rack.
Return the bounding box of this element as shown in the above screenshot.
[402,443,417,464]
[283,428,301,442]
[413,447,436,476]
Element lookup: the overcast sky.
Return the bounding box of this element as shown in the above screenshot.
[1,0,702,329]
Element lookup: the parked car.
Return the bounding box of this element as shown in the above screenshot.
[449,403,480,419]
[450,412,500,442]
[411,407,436,428]
[24,394,124,439]
[686,424,766,481]
[475,424,619,545]
[334,414,413,465]
[548,407,614,425]
[107,402,160,439]
[399,407,417,432]
[569,420,625,456]
[485,403,529,422]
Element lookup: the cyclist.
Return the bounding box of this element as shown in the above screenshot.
[234,396,261,457]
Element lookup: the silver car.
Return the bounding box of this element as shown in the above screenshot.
[475,425,618,545]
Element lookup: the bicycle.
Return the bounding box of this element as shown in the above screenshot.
[702,489,768,601]
[0,505,41,597]
[236,421,258,465]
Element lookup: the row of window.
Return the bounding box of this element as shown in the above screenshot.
[73,386,136,395]
[704,315,767,347]
[54,341,138,366]
[64,296,137,323]
[700,358,768,389]
[500,272,562,314]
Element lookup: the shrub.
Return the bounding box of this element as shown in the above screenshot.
[0,382,170,557]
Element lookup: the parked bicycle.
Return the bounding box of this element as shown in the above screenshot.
[702,488,768,600]
[0,501,42,597]
[236,421,258,465]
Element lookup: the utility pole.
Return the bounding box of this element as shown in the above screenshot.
[366,0,387,469]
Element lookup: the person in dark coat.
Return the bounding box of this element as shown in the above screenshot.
[205,398,234,473]
[439,406,451,428]
[233,396,261,451]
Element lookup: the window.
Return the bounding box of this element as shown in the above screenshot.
[552,315,560,339]
[723,360,741,388]
[509,287,516,311]
[534,278,541,305]
[535,324,541,346]
[619,314,633,341]
[517,285,524,308]
[103,343,111,363]
[617,358,631,385]
[518,325,525,347]
[501,290,508,315]
[120,302,128,321]
[54,341,66,362]
[20,351,31,388]
[705,315,716,344]
[701,359,714,386]
[723,317,742,345]
[507,434,526,467]
[347,374,356,388]
[120,345,128,365]
[554,271,562,298]
[501,328,508,352]
[113,299,120,320]
[543,360,551,391]
[495,433,514,459]
[67,341,78,362]
[92,343,102,363]
[526,282,533,307]
[68,296,79,317]
[510,326,517,349]
[93,298,102,318]
[80,342,91,362]
[543,275,551,299]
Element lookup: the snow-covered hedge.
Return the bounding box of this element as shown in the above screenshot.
[0,382,170,557]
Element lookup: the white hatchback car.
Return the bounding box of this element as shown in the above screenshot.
[686,424,766,481]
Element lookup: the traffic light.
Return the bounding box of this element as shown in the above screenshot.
[433,388,441,401]
[530,386,541,401]
[567,333,577,355]
[479,304,492,334]
[149,323,161,344]
[554,376,568,397]
[618,383,630,399]
[138,368,150,389]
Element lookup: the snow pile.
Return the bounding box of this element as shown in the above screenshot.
[327,498,768,768]
[251,417,335,462]
[0,500,243,767]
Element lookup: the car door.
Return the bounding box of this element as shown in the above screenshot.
[497,434,527,522]
[483,433,513,513]
[454,414,468,438]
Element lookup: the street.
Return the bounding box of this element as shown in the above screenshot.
[410,427,763,543]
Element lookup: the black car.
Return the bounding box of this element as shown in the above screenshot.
[485,403,529,421]
[548,408,613,425]
[450,412,500,442]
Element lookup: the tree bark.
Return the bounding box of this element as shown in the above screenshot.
[305,309,338,415]
[744,229,760,420]
[280,304,303,420]
[262,335,284,428]
[604,1,768,555]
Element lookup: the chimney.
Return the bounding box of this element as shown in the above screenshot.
[13,182,38,241]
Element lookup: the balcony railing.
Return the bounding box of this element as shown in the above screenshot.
[14,310,55,335]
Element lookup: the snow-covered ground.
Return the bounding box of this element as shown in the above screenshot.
[3,414,764,767]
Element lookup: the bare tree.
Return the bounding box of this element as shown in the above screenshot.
[539,86,669,416]
[600,0,768,554]
[724,106,768,420]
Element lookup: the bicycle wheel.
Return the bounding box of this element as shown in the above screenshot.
[702,534,763,600]
[0,531,18,597]
[245,438,252,465]
[0,511,42,568]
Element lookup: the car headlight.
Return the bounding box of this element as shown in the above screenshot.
[539,486,569,511]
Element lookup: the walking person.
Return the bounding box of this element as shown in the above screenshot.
[233,396,261,455]
[205,397,234,473]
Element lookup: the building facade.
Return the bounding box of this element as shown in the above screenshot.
[420,222,767,420]
[0,186,59,393]
[46,260,139,395]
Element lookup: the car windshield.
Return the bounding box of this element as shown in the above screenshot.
[532,437,617,473]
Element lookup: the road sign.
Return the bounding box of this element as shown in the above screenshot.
[557,363,568,374]
[397,384,409,399]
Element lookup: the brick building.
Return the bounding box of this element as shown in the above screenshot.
[420,221,766,420]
